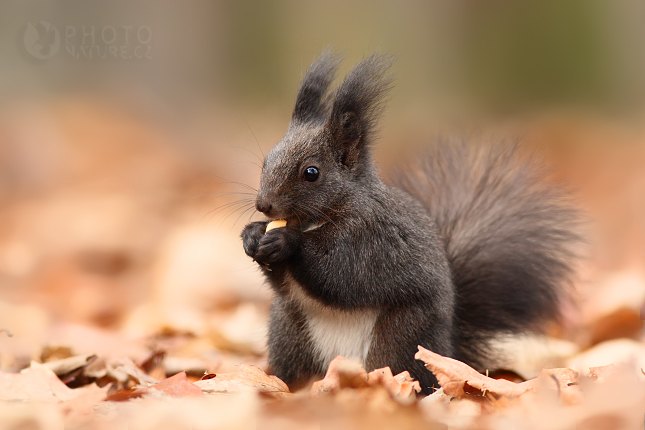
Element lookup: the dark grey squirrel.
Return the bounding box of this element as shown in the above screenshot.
[241,52,581,395]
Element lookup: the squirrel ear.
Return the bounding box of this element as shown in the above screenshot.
[292,51,341,124]
[328,54,394,167]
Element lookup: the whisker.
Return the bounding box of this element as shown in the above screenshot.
[316,203,341,215]
[204,172,258,192]
[190,162,259,193]
[231,205,257,231]
[292,202,310,217]
[227,145,263,166]
[246,208,259,225]
[301,204,337,227]
[188,191,257,199]
[235,160,262,169]
[211,202,253,228]
[218,202,254,228]
[293,204,317,224]
[291,207,303,224]
[201,198,255,222]
[241,115,266,160]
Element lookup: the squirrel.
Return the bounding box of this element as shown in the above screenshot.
[241,52,581,395]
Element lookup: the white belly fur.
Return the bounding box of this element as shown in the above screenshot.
[285,274,378,370]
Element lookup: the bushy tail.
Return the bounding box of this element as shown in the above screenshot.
[390,139,582,369]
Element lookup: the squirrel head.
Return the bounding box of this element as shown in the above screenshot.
[255,52,393,225]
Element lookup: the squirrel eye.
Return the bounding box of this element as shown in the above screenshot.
[303,166,320,182]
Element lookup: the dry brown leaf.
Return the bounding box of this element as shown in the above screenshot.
[60,383,110,424]
[366,367,421,404]
[525,368,582,405]
[82,356,158,391]
[415,346,531,399]
[570,362,645,430]
[309,356,421,408]
[40,345,73,362]
[567,338,645,377]
[588,363,617,382]
[0,361,104,403]
[110,357,159,387]
[106,371,202,401]
[138,349,166,381]
[445,398,482,428]
[105,387,146,402]
[149,371,202,397]
[416,346,586,408]
[40,353,97,381]
[366,366,393,387]
[311,356,368,396]
[194,364,290,399]
[421,387,449,406]
[164,355,219,377]
[589,307,644,345]
[393,371,422,399]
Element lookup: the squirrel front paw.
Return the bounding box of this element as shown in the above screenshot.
[241,221,268,259]
[255,227,300,264]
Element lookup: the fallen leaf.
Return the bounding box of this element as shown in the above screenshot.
[138,349,166,381]
[366,367,421,404]
[415,346,531,400]
[40,353,97,384]
[589,307,644,345]
[567,338,645,377]
[111,357,159,387]
[309,356,422,409]
[588,363,617,383]
[311,356,368,396]
[60,383,109,424]
[201,373,217,380]
[105,387,145,402]
[164,355,220,377]
[526,368,581,405]
[416,346,587,408]
[195,365,290,399]
[107,371,202,401]
[445,398,482,428]
[40,345,73,362]
[149,371,202,397]
[0,361,103,403]
[83,356,158,391]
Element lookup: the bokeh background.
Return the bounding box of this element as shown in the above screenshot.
[1,0,644,376]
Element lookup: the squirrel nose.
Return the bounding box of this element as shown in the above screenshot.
[256,200,272,215]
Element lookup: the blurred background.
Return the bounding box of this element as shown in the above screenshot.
[0,0,644,377]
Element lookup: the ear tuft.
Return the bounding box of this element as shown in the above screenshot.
[329,53,394,166]
[292,50,342,124]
